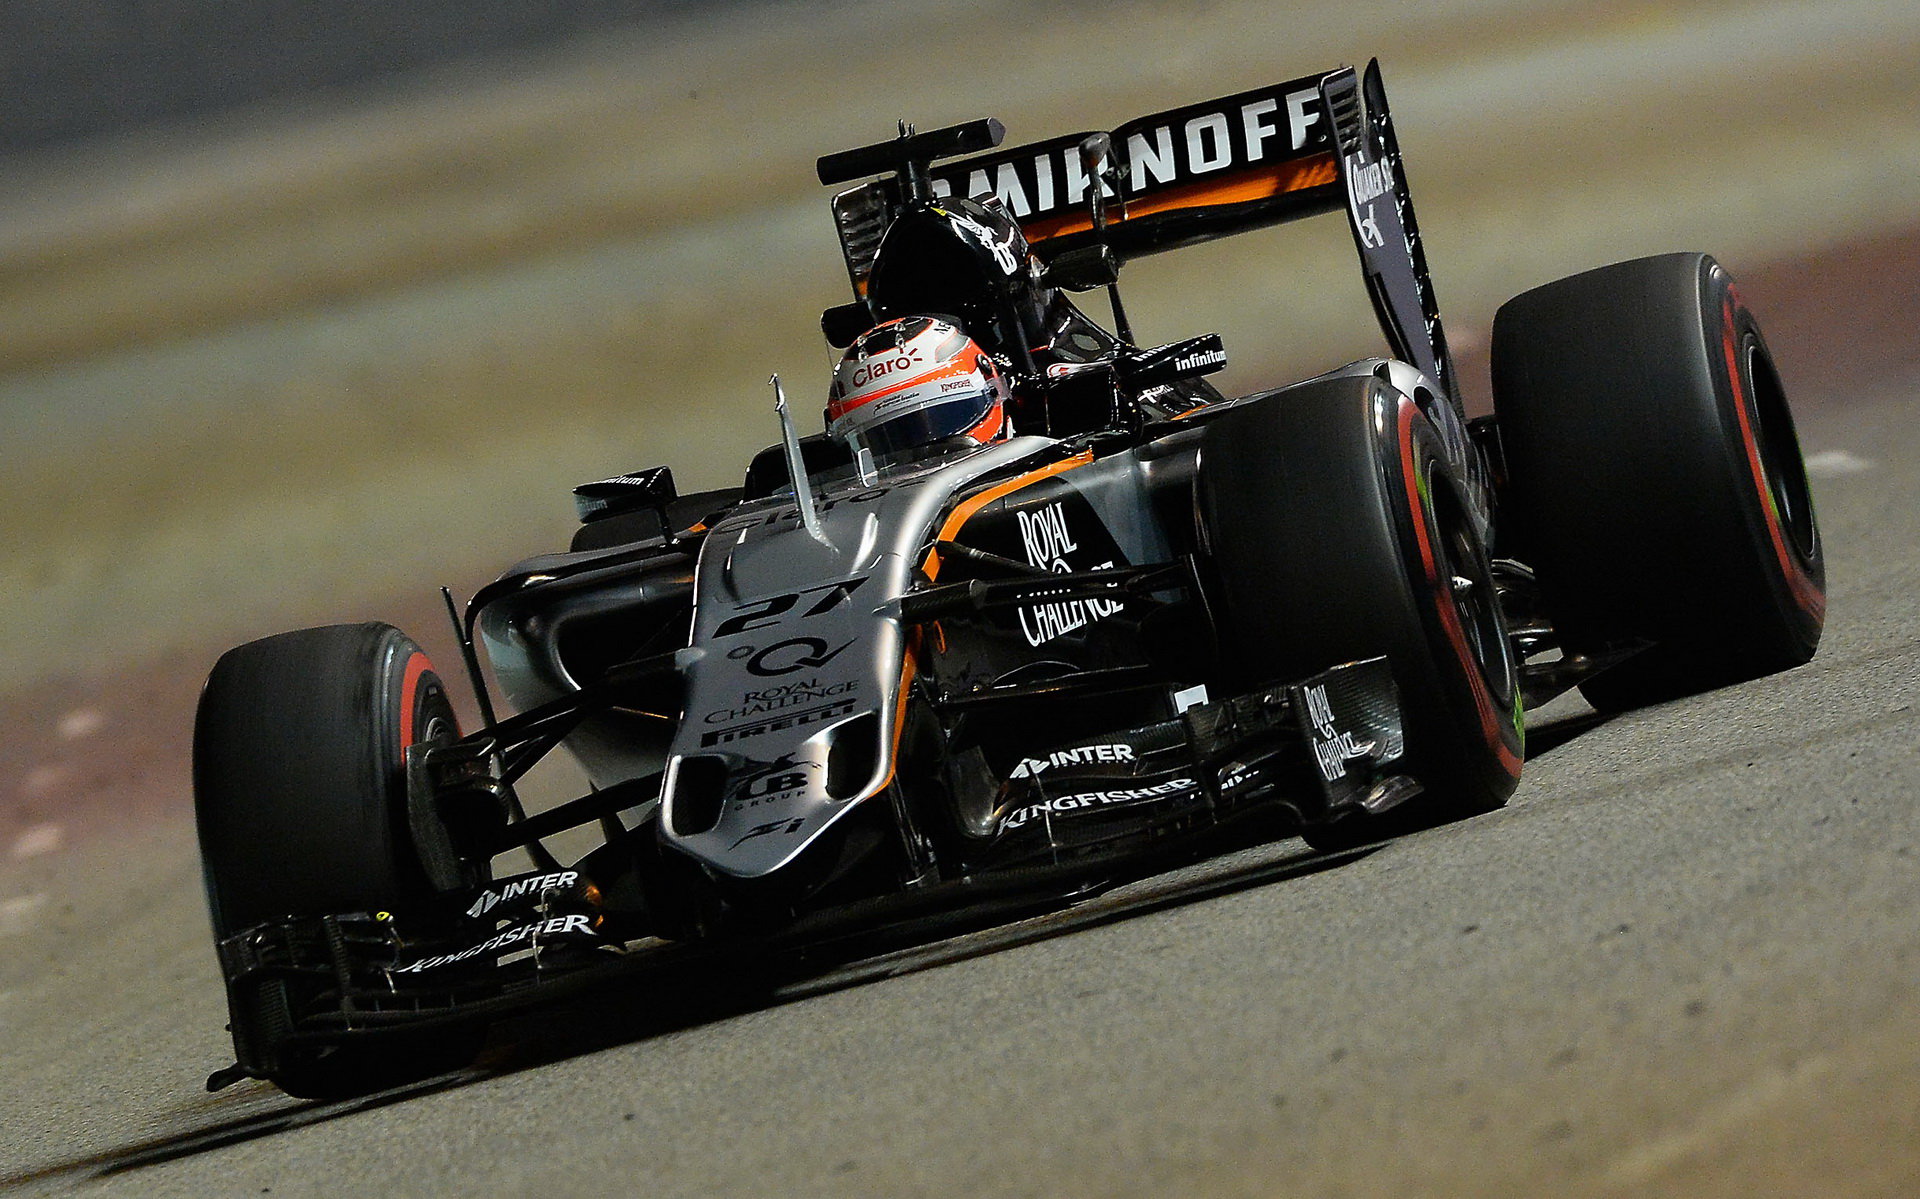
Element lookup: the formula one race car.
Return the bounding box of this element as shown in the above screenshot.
[193,60,1825,1096]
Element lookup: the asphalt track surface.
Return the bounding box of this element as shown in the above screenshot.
[3,3,1920,1196]
[8,228,1919,1198]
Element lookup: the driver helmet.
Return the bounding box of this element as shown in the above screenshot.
[827,315,1009,456]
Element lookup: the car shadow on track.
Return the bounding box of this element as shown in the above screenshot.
[5,710,1621,1188]
[1,839,1377,1187]
[1523,706,1614,760]
[489,837,1383,1080]
[0,1069,490,1189]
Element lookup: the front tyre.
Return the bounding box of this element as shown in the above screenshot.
[1491,253,1825,710]
[194,622,482,1097]
[1200,374,1524,849]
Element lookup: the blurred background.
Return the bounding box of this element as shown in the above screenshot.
[2,9,1919,1190]
[3,0,1918,693]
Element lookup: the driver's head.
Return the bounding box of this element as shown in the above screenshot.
[866,195,1056,352]
[827,315,1009,456]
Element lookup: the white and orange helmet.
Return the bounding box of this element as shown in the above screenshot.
[826,316,1010,456]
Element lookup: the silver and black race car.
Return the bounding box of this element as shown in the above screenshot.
[192,60,1825,1097]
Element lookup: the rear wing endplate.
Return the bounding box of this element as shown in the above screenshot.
[1320,62,1460,405]
[827,59,1459,406]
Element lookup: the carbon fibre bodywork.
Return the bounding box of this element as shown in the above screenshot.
[474,360,1441,887]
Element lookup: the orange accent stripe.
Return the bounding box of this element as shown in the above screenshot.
[921,451,1094,581]
[1023,153,1339,245]
[398,651,430,750]
[871,631,923,797]
[875,452,1093,799]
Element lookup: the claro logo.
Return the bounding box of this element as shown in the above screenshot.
[849,347,923,388]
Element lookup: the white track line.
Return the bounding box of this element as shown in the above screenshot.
[19,763,70,800]
[56,708,105,739]
[1804,449,1876,477]
[10,823,63,860]
[0,893,49,937]
[1601,1055,1837,1190]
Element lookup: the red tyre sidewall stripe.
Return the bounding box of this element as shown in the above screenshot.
[1397,397,1522,778]
[398,651,431,751]
[1718,286,1825,623]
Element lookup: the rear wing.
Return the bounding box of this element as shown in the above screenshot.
[825,59,1460,405]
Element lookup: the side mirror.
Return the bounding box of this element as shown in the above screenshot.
[1041,245,1121,291]
[573,466,677,525]
[1041,361,1139,437]
[822,302,875,348]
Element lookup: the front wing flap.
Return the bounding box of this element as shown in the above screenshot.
[211,659,1408,1067]
[974,656,1411,865]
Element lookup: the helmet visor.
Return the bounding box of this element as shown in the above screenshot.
[841,386,998,457]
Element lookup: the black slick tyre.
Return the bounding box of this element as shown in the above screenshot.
[1491,253,1825,711]
[1199,373,1524,850]
[194,622,481,1097]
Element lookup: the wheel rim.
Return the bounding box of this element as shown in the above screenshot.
[1743,336,1818,562]
[1431,468,1519,709]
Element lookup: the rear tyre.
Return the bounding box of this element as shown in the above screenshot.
[1199,374,1524,851]
[1491,253,1825,711]
[195,622,483,1097]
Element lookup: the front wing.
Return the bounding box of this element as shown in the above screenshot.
[207,655,1411,1083]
